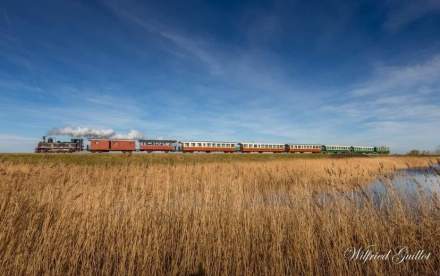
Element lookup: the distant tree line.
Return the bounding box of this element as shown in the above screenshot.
[406,146,440,155]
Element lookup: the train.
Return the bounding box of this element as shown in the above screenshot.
[35,137,84,153]
[35,136,390,154]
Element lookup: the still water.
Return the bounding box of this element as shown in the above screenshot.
[249,164,440,208]
[334,164,440,209]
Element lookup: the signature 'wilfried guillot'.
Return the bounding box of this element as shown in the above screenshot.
[344,245,431,264]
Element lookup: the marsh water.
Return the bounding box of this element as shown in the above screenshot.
[249,164,440,210]
[317,164,440,208]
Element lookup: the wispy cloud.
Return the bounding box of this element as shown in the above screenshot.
[384,0,440,32]
[321,54,440,152]
[351,55,440,97]
[100,0,306,99]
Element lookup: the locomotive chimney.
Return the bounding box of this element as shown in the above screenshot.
[43,136,46,142]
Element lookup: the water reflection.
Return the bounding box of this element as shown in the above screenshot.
[331,164,440,209]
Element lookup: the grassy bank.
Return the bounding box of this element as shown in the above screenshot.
[0,152,428,166]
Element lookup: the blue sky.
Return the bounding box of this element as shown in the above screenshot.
[1,0,440,153]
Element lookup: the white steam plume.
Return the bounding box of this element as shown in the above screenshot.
[112,130,145,139]
[48,127,145,139]
[48,127,115,138]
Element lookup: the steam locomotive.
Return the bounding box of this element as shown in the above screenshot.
[35,137,84,153]
[35,137,390,154]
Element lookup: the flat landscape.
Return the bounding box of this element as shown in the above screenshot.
[0,154,439,275]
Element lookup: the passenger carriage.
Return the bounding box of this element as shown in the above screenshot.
[351,146,375,154]
[375,146,390,154]
[240,143,285,153]
[139,139,176,152]
[322,145,351,154]
[181,141,237,153]
[286,144,321,153]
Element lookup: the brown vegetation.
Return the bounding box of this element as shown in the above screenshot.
[0,155,439,275]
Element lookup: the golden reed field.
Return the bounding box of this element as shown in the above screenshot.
[0,154,439,275]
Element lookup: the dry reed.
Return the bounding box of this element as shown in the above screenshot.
[0,155,439,275]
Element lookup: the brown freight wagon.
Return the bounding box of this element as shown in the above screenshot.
[110,140,136,152]
[89,139,111,152]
